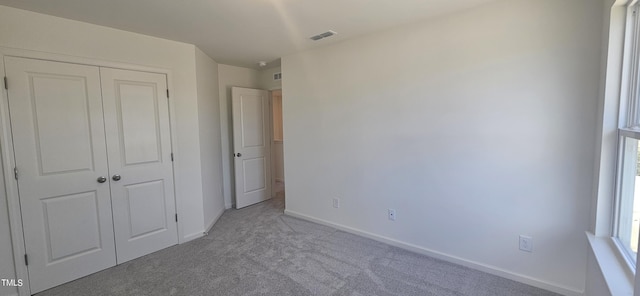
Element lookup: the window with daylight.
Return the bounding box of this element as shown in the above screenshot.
[615,2,640,269]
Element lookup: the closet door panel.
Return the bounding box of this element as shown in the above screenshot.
[100,68,178,264]
[4,57,116,294]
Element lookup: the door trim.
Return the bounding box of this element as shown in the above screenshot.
[0,47,182,296]
[0,50,29,296]
[269,90,276,199]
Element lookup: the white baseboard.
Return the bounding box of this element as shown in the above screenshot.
[204,208,225,235]
[182,231,204,243]
[184,208,225,243]
[284,209,583,296]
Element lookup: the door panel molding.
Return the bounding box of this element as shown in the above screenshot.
[41,191,102,263]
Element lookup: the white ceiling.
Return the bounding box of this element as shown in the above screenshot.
[0,0,495,69]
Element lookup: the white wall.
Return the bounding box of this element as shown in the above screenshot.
[0,6,211,290]
[195,47,225,231]
[258,67,282,91]
[218,64,260,208]
[282,0,602,294]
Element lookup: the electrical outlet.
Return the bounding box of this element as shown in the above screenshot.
[388,209,396,221]
[332,198,340,209]
[519,235,533,252]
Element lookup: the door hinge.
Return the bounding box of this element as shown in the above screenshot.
[175,213,178,222]
[167,89,170,98]
[13,167,18,180]
[24,254,28,266]
[171,153,174,162]
[3,77,7,90]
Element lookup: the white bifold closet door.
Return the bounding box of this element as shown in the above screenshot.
[4,57,177,294]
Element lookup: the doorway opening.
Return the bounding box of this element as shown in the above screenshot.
[230,87,284,209]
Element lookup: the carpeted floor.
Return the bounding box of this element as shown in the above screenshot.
[36,194,560,296]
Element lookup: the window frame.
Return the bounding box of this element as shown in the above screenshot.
[613,134,639,269]
[613,0,640,272]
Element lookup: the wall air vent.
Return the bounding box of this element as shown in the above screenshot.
[273,72,282,81]
[310,30,337,41]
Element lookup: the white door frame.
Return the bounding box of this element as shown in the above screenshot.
[268,89,277,198]
[268,90,275,198]
[266,89,276,199]
[269,90,276,198]
[0,47,182,296]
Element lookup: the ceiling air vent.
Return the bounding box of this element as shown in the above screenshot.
[273,73,282,81]
[310,30,337,41]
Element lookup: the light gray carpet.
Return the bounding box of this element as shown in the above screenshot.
[36,195,560,296]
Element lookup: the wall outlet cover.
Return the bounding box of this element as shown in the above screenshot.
[519,235,533,252]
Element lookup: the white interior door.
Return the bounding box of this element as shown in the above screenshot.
[100,68,178,263]
[232,87,271,209]
[4,57,116,294]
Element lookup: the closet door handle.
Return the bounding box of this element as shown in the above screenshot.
[112,174,121,181]
[97,176,107,183]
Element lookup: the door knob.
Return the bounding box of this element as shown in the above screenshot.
[112,174,121,181]
[97,176,107,183]
[235,153,242,157]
